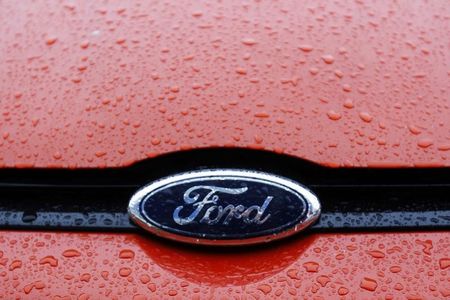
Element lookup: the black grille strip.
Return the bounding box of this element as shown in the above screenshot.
[2,212,449,232]
[0,149,449,232]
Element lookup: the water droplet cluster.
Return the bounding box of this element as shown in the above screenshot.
[0,231,448,298]
[0,0,448,168]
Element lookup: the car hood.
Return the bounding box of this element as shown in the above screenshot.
[1,0,449,168]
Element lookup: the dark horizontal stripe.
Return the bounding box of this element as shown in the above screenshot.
[0,148,449,232]
[0,211,449,232]
[0,148,450,187]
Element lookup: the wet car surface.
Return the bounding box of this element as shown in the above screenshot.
[0,0,449,299]
[1,231,449,299]
[0,0,449,168]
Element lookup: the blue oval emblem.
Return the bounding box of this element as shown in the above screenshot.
[128,169,320,246]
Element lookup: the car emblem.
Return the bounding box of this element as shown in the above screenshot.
[128,169,320,246]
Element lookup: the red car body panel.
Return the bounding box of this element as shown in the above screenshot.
[0,0,449,168]
[0,0,449,299]
[0,231,448,299]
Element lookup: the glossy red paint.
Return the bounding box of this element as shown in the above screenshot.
[0,231,448,299]
[1,1,449,299]
[0,0,449,168]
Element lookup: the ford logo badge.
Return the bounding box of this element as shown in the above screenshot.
[128,169,320,246]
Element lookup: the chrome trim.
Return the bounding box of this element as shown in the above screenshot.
[128,169,321,246]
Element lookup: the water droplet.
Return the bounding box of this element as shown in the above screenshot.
[119,249,135,259]
[360,277,378,291]
[235,67,247,75]
[39,255,58,267]
[303,261,319,272]
[359,112,373,123]
[368,250,385,258]
[45,36,57,45]
[241,38,257,46]
[62,249,81,258]
[338,287,349,296]
[9,260,22,271]
[299,45,313,52]
[317,275,330,287]
[418,138,433,148]
[119,267,132,277]
[321,54,335,64]
[327,110,342,121]
[257,284,272,295]
[389,266,402,273]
